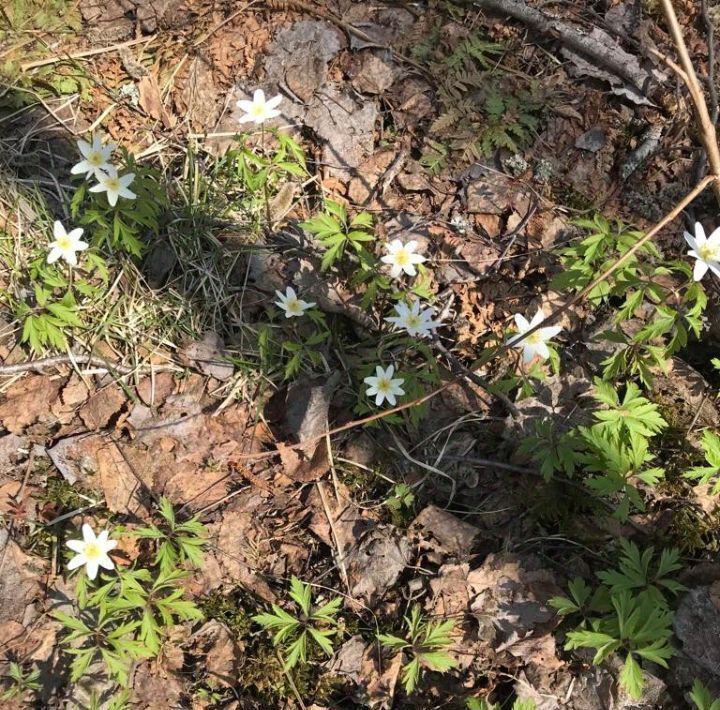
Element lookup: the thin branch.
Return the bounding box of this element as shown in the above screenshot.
[0,354,176,376]
[19,35,157,72]
[659,0,720,202]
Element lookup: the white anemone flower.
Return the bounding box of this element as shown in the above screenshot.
[89,167,136,207]
[385,300,440,337]
[274,286,315,318]
[47,221,89,266]
[506,308,562,364]
[66,523,117,580]
[363,365,405,407]
[684,222,720,282]
[380,239,426,278]
[237,89,283,125]
[71,134,116,179]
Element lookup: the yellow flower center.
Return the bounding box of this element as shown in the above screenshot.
[407,315,420,328]
[105,177,120,191]
[699,244,719,262]
[377,378,391,392]
[251,104,266,117]
[394,250,409,266]
[87,151,102,166]
[287,298,300,312]
[56,236,72,250]
[526,331,542,345]
[84,542,102,560]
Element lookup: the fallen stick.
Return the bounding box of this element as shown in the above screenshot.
[469,0,656,96]
[0,354,175,376]
[20,35,157,72]
[659,0,720,203]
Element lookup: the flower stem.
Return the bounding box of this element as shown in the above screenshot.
[261,125,272,232]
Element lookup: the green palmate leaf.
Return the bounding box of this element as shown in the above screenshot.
[690,679,720,710]
[313,596,343,621]
[308,627,336,656]
[619,653,643,700]
[420,650,456,672]
[53,610,91,634]
[592,380,666,438]
[685,430,720,493]
[596,539,685,604]
[377,633,408,650]
[401,657,422,694]
[283,633,307,669]
[68,648,96,683]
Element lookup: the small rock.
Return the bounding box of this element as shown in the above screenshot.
[178,331,234,381]
[349,50,397,94]
[674,585,720,677]
[189,620,242,687]
[0,433,29,476]
[346,527,409,604]
[575,126,607,152]
[263,20,344,103]
[412,505,479,556]
[305,84,378,181]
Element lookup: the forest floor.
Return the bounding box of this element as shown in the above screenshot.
[2,0,720,708]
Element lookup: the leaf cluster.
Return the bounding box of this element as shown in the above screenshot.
[684,430,720,494]
[553,214,708,385]
[127,496,207,574]
[550,538,683,699]
[55,499,207,686]
[300,200,376,272]
[577,380,667,520]
[1,662,41,701]
[691,680,720,710]
[252,577,343,670]
[378,605,457,695]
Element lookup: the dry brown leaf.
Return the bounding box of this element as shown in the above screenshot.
[0,376,62,434]
[0,530,45,625]
[138,75,174,128]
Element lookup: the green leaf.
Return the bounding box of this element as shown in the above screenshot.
[420,650,456,672]
[619,652,643,700]
[401,656,421,695]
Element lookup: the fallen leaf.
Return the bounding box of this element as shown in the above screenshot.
[0,529,45,625]
[138,74,174,128]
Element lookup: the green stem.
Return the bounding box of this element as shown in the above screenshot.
[261,124,272,232]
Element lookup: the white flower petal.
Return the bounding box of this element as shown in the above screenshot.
[85,559,100,580]
[529,308,545,328]
[71,160,91,175]
[684,233,698,252]
[534,341,551,361]
[66,540,86,553]
[47,248,61,264]
[694,259,709,281]
[522,345,536,363]
[82,523,96,543]
[514,314,530,332]
[98,554,115,570]
[77,139,92,157]
[540,325,562,339]
[695,222,707,244]
[708,226,720,246]
[67,554,87,570]
[708,261,720,279]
